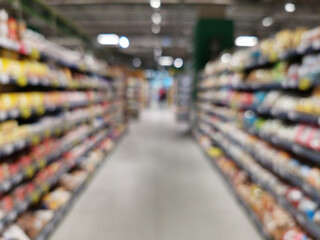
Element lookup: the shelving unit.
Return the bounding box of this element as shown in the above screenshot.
[195,26,320,240]
[174,74,192,122]
[0,7,127,240]
[126,77,141,120]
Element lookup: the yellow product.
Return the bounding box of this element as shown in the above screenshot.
[0,93,19,111]
[0,120,18,133]
[0,58,10,74]
[275,29,293,52]
[18,93,32,109]
[292,28,307,47]
[8,126,29,143]
[63,68,72,81]
[260,39,277,62]
[7,59,21,77]
[29,92,44,108]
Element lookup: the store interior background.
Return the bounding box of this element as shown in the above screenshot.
[1,0,320,240]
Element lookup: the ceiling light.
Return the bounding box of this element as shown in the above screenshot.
[150,0,161,9]
[132,58,142,68]
[154,46,162,57]
[151,12,162,25]
[97,34,119,45]
[235,36,258,47]
[262,17,273,27]
[119,36,129,48]
[285,3,295,12]
[173,58,183,68]
[158,56,173,66]
[221,53,231,63]
[151,24,161,34]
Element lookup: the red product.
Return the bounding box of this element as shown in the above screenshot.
[9,163,19,176]
[285,188,303,208]
[242,93,254,106]
[2,195,14,212]
[294,125,311,146]
[19,156,32,168]
[25,183,35,196]
[14,186,26,203]
[7,17,18,40]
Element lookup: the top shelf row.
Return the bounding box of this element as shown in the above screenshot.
[203,26,320,77]
[0,8,112,81]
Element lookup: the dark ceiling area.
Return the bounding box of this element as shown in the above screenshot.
[10,0,320,68]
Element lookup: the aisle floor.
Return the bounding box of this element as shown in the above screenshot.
[52,108,263,240]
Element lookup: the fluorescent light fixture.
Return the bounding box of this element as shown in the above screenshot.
[132,58,142,68]
[235,36,258,47]
[119,36,129,48]
[151,12,162,25]
[262,17,273,27]
[158,56,173,66]
[285,3,295,12]
[150,0,161,9]
[173,58,183,68]
[151,24,161,34]
[221,53,231,63]
[97,34,119,45]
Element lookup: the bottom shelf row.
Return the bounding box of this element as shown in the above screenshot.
[0,125,127,240]
[194,129,313,240]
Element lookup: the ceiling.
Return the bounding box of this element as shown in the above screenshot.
[18,0,320,67]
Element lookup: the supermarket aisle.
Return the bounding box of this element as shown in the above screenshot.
[52,108,263,240]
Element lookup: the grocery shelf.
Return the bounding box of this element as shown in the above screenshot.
[195,133,272,240]
[198,79,320,92]
[0,104,112,159]
[0,73,110,91]
[199,100,320,126]
[0,110,112,193]
[0,98,108,123]
[32,126,126,240]
[199,128,320,240]
[246,127,320,166]
[0,37,111,80]
[203,117,320,202]
[0,122,115,232]
[201,108,320,165]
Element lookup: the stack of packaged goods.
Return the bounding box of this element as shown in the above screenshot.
[174,74,192,122]
[0,8,127,240]
[196,25,320,240]
[126,77,141,119]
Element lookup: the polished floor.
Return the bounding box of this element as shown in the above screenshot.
[52,108,263,240]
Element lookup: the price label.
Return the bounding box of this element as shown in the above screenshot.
[31,135,40,145]
[20,107,31,119]
[298,77,312,90]
[16,75,28,87]
[31,190,40,203]
[25,165,35,178]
